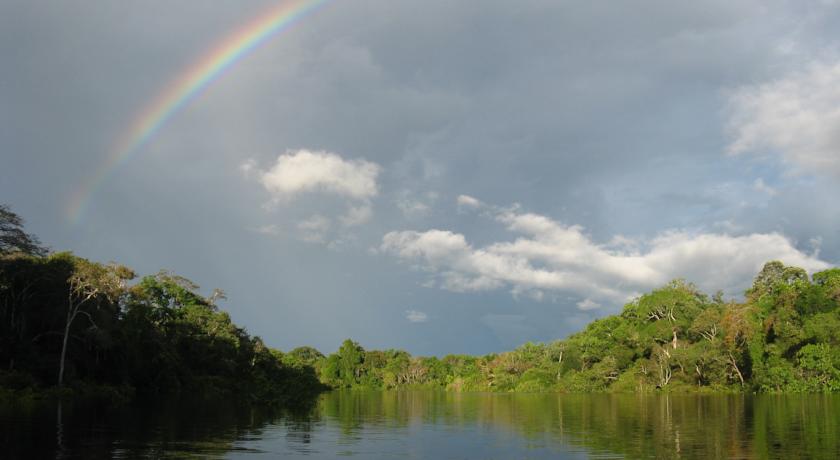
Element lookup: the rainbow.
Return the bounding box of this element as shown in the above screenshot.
[66,0,332,223]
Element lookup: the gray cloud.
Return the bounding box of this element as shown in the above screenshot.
[3,0,840,354]
[727,60,840,177]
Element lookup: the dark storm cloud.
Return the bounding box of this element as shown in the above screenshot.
[2,0,839,354]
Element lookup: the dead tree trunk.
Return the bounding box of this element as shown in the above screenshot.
[57,316,72,387]
[728,353,745,387]
[58,288,99,387]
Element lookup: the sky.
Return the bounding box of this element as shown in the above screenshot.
[2,0,840,356]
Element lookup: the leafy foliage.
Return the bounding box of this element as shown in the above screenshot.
[1,250,324,404]
[311,261,840,394]
[2,204,839,397]
[0,205,47,256]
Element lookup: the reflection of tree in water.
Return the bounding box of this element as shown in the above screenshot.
[4,392,840,458]
[283,409,322,453]
[315,391,840,459]
[1,395,320,459]
[321,390,460,437]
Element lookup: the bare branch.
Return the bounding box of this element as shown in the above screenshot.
[76,310,99,330]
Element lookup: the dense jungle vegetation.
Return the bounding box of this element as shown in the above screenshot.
[0,205,324,404]
[3,204,840,399]
[313,262,840,393]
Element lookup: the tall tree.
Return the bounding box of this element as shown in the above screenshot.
[0,204,47,256]
[59,258,133,386]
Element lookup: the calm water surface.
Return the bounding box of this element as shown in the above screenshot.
[2,391,839,459]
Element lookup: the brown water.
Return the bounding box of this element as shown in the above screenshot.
[2,391,839,459]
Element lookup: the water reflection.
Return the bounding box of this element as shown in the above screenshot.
[312,391,840,459]
[2,392,839,459]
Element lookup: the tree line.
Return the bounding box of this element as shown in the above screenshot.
[307,266,840,393]
[0,205,324,404]
[3,203,840,397]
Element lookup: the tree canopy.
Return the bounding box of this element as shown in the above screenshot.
[308,261,840,394]
[2,203,839,398]
[0,204,46,256]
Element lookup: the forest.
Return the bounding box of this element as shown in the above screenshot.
[0,205,324,405]
[314,262,840,393]
[2,203,840,401]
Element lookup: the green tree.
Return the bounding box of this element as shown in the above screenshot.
[337,339,364,386]
[59,257,133,386]
[0,204,47,257]
[797,344,840,391]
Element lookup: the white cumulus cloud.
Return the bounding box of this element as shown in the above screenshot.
[381,200,830,306]
[727,61,840,177]
[260,149,381,200]
[248,149,382,237]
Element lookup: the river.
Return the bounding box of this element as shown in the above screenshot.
[2,390,839,459]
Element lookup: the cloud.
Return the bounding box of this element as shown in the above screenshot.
[239,158,257,177]
[260,149,381,201]
[381,199,830,306]
[297,215,331,243]
[10,0,840,356]
[250,149,381,234]
[576,299,601,311]
[457,194,483,209]
[395,191,438,219]
[727,61,840,177]
[752,178,777,196]
[397,200,430,218]
[405,309,428,323]
[340,204,373,227]
[251,224,280,236]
